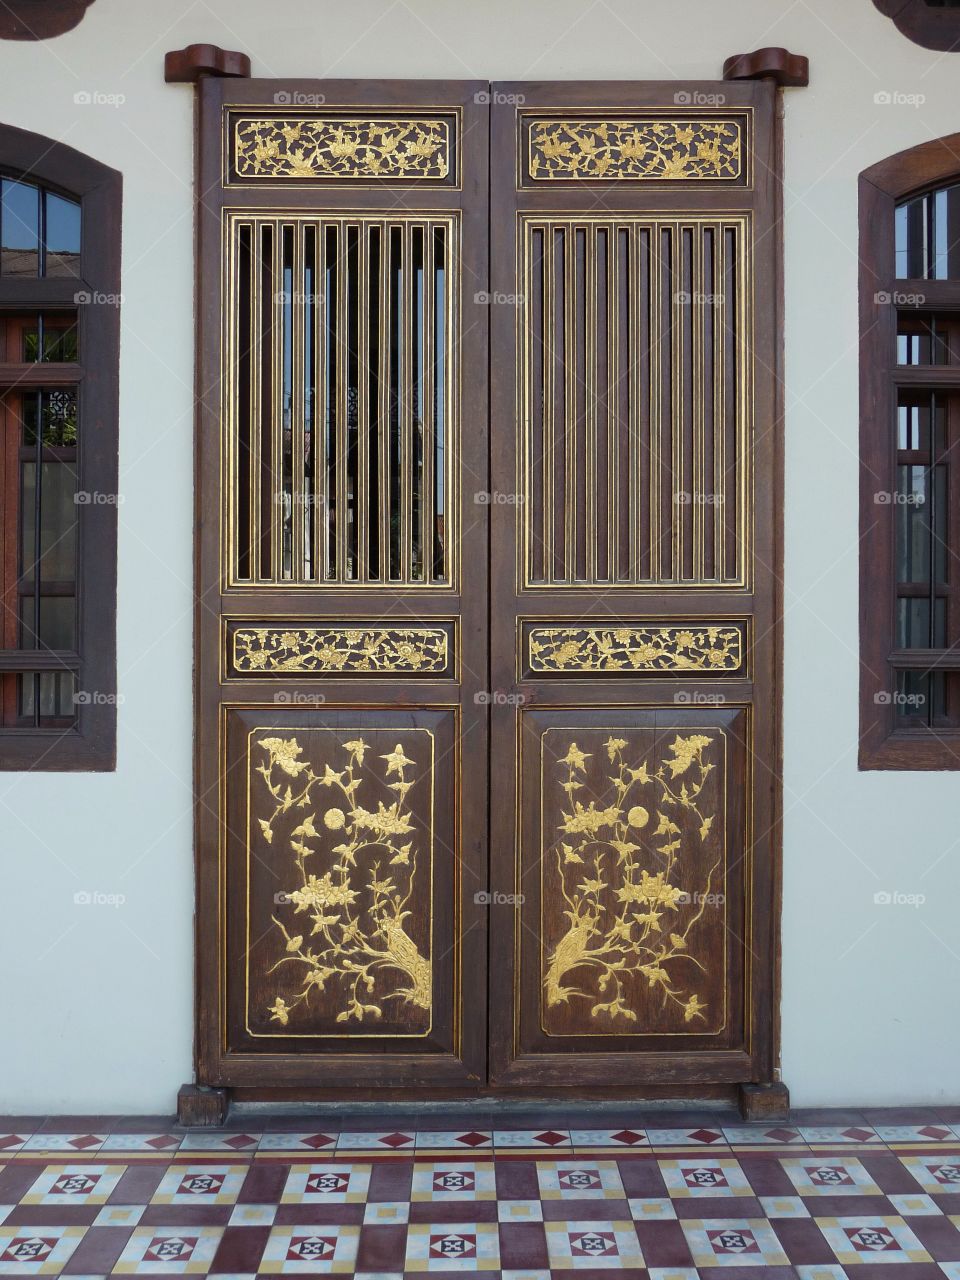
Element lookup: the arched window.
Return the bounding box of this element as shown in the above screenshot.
[860,136,960,768]
[0,124,120,770]
[872,0,960,51]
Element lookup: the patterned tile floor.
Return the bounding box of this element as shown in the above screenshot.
[0,1109,959,1277]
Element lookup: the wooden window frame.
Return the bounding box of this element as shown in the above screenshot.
[872,1,960,52]
[860,133,960,769]
[0,123,121,771]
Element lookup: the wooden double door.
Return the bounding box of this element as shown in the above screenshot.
[193,76,782,1098]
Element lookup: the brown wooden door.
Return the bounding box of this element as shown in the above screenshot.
[193,76,782,1096]
[195,78,490,1089]
[486,81,781,1090]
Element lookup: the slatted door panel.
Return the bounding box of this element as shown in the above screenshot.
[195,79,489,1090]
[488,81,781,1089]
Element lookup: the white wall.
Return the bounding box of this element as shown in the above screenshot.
[0,0,956,1113]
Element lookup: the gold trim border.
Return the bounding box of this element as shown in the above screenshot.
[526,623,744,675]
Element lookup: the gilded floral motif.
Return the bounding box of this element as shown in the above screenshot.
[257,735,432,1029]
[528,625,742,674]
[528,119,742,181]
[234,627,448,675]
[543,733,721,1028]
[234,117,450,180]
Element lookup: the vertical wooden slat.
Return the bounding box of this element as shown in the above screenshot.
[400,223,413,581]
[270,219,284,582]
[563,224,575,583]
[377,222,391,582]
[541,224,554,584]
[640,225,655,581]
[335,222,348,582]
[422,223,436,584]
[247,222,262,583]
[702,224,717,582]
[290,225,305,581]
[356,225,370,583]
[691,224,706,581]
[584,225,597,584]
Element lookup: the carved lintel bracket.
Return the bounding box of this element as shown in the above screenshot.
[738,1080,791,1122]
[722,47,809,88]
[0,0,95,40]
[176,1082,230,1127]
[165,43,251,84]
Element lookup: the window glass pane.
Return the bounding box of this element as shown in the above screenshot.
[897,596,931,647]
[43,192,81,278]
[895,182,960,279]
[897,394,945,452]
[18,671,76,723]
[896,464,930,581]
[21,389,78,447]
[38,463,78,582]
[897,313,952,364]
[1,178,40,276]
[22,314,79,363]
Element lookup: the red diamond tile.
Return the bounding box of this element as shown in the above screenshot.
[67,1134,101,1149]
[765,1127,800,1142]
[919,1125,953,1140]
[689,1128,724,1144]
[300,1133,336,1149]
[1,1237,57,1264]
[144,1135,179,1150]
[379,1132,414,1148]
[841,1127,876,1142]
[611,1129,646,1146]
[0,1135,25,1150]
[533,1130,568,1146]
[222,1133,258,1149]
[455,1131,490,1147]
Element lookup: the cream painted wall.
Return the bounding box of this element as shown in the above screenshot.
[0,0,956,1113]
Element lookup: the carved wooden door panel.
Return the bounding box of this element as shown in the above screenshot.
[487,81,781,1090]
[195,79,490,1089]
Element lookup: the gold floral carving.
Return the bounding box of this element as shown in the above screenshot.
[528,119,742,181]
[234,117,450,180]
[528,625,742,674]
[257,735,432,1029]
[543,734,721,1028]
[234,626,448,674]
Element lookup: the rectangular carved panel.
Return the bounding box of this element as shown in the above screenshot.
[525,117,746,184]
[241,720,451,1041]
[225,213,458,588]
[230,624,452,677]
[525,623,744,676]
[520,215,749,588]
[538,724,729,1036]
[230,114,454,183]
